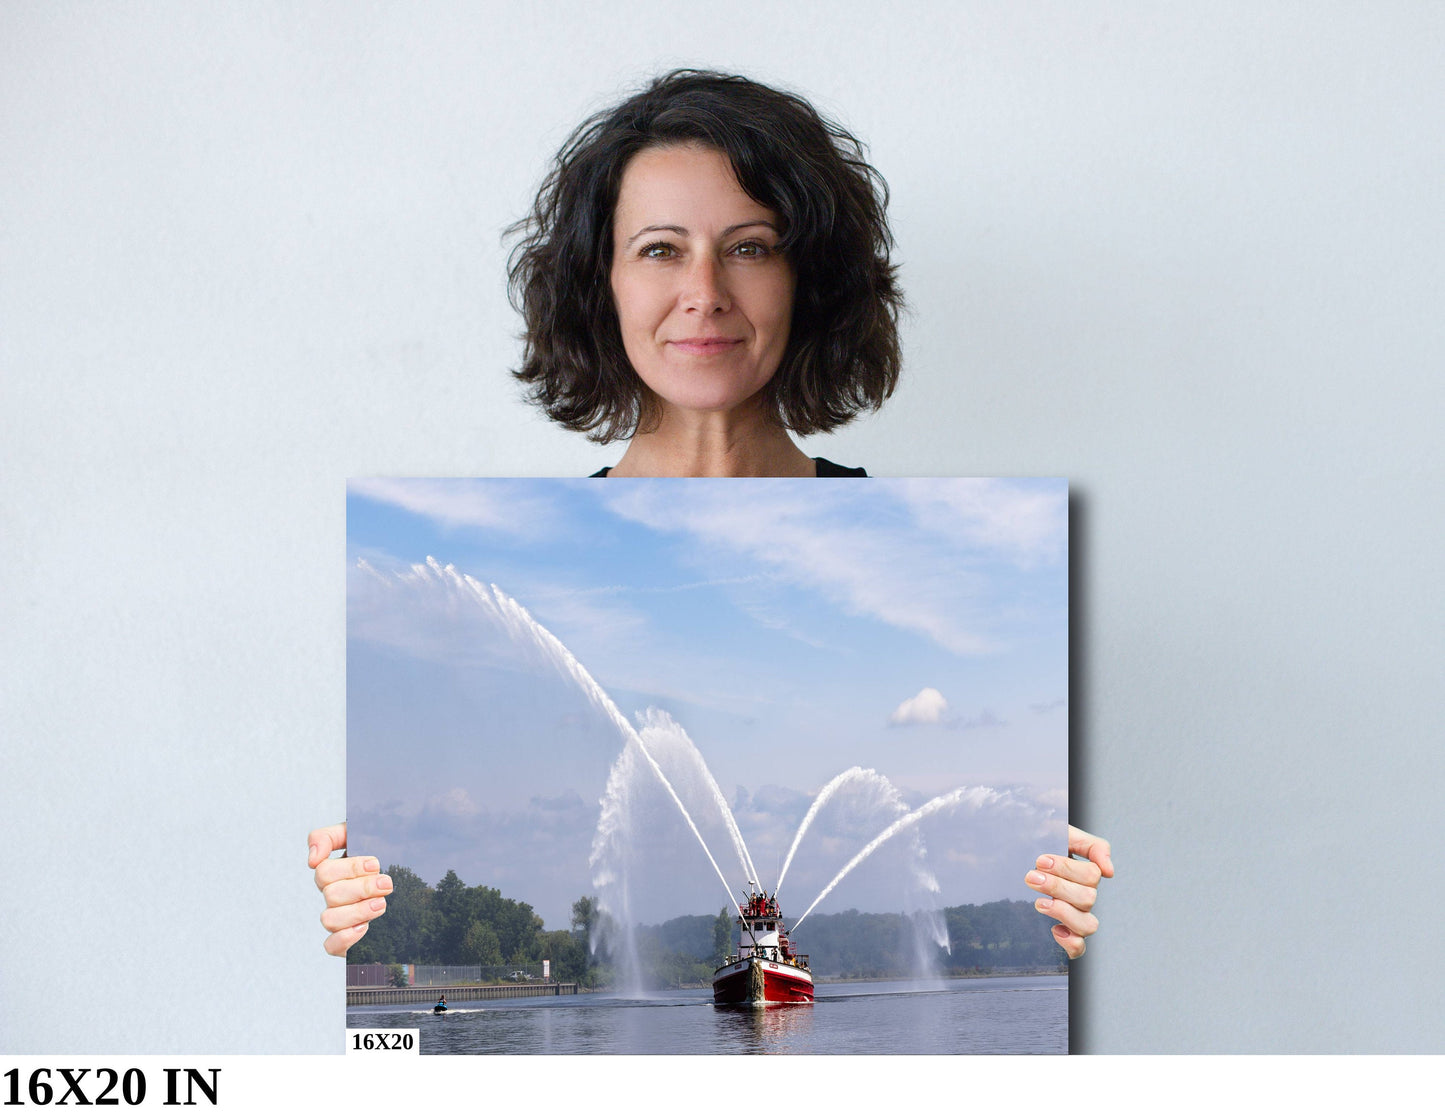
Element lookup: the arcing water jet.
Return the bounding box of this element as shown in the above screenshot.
[777,766,906,897]
[362,557,750,918]
[791,785,1015,931]
[634,710,762,894]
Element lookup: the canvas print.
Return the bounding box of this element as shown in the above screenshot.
[344,477,1069,1053]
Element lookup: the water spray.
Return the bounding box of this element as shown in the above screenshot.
[776,766,906,897]
[389,558,752,920]
[791,785,1014,931]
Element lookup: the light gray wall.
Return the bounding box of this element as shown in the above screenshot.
[3,2,1441,1053]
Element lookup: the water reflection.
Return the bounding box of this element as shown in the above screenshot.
[712,1002,815,1053]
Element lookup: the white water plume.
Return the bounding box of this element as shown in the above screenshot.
[589,742,644,991]
[635,709,761,893]
[359,557,745,918]
[791,785,1015,931]
[777,766,893,897]
[588,713,765,994]
[777,766,943,955]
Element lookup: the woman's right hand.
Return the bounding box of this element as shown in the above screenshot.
[308,823,393,956]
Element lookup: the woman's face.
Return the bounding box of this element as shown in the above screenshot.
[609,144,795,421]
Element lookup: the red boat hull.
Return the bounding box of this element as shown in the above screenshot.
[712,958,814,1005]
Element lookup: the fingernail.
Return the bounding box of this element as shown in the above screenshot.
[309,845,318,864]
[370,898,387,912]
[1036,897,1054,910]
[364,858,380,873]
[377,875,393,891]
[1037,855,1055,870]
[1052,924,1069,937]
[1026,871,1047,886]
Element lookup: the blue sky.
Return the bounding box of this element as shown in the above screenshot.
[347,478,1068,930]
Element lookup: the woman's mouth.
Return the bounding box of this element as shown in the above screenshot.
[669,337,743,355]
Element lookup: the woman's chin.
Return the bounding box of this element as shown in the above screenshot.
[646,380,775,425]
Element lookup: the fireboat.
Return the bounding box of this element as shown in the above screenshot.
[712,887,814,1005]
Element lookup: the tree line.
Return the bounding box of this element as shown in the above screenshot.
[638,901,1067,980]
[346,866,601,985]
[346,865,1065,987]
[800,901,1068,977]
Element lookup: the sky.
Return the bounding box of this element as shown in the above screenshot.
[347,477,1068,931]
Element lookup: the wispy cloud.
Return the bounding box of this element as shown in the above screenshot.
[954,709,1006,731]
[600,480,1064,655]
[507,583,652,652]
[348,477,560,538]
[897,478,1067,568]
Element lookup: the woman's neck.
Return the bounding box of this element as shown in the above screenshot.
[608,401,815,477]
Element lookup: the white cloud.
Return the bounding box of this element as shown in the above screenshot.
[347,477,558,537]
[428,787,480,817]
[890,687,950,727]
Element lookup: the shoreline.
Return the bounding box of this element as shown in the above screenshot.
[588,968,1067,994]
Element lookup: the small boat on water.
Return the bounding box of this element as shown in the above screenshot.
[712,889,813,1005]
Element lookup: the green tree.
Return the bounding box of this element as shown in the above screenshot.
[712,907,733,965]
[383,865,435,961]
[571,895,600,941]
[431,870,468,962]
[461,920,504,966]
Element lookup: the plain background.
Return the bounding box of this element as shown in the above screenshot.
[2,2,1441,1054]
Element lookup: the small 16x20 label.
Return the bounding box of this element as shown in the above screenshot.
[346,1029,420,1055]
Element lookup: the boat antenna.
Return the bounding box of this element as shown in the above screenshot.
[735,884,761,951]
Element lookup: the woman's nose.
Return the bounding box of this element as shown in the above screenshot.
[681,255,731,314]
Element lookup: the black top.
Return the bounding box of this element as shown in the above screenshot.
[590,457,867,478]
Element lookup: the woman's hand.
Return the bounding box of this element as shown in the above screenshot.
[308,823,393,957]
[1026,825,1113,960]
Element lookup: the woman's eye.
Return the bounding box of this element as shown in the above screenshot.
[639,242,675,259]
[732,241,769,258]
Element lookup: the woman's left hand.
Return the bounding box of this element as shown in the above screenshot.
[1026,825,1113,960]
[309,823,392,956]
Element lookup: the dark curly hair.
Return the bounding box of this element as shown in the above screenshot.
[507,69,903,444]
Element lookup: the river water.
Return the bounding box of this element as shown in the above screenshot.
[347,974,1066,1054]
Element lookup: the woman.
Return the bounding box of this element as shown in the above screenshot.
[311,69,1112,960]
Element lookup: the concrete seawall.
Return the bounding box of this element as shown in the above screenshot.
[348,982,580,1006]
